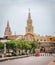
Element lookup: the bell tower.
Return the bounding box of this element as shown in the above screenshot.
[26,9,33,33]
[4,20,12,37]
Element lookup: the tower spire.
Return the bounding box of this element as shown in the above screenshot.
[29,8,30,13]
[28,8,31,19]
[4,20,12,37]
[26,9,33,33]
[7,20,9,27]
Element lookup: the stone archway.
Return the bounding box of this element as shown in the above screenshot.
[40,46,45,52]
[24,32,35,41]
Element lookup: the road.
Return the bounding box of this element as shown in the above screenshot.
[0,56,54,65]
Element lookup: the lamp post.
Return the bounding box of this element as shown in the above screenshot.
[1,39,7,57]
[4,43,6,57]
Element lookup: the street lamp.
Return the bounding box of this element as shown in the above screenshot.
[4,43,6,57]
[1,39,7,57]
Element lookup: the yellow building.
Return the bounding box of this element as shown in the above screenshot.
[46,36,55,42]
[35,35,47,42]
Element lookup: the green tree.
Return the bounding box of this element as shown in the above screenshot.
[0,42,4,53]
[30,41,38,54]
[16,40,23,55]
[0,42,4,49]
[24,41,31,55]
[5,39,17,55]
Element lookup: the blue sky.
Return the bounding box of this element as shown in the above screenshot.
[0,0,55,37]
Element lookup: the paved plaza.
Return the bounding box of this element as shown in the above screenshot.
[0,56,54,65]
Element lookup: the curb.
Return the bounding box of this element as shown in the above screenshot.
[0,55,30,62]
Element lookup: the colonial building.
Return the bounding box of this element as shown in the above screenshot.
[4,9,55,42]
[3,9,55,52]
[46,36,55,42]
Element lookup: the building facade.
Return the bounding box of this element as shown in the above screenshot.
[3,9,55,52]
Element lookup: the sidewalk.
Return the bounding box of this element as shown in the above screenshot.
[48,62,55,65]
[0,55,30,62]
[48,58,55,65]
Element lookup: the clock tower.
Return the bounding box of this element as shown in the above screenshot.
[26,9,33,33]
[25,9,35,41]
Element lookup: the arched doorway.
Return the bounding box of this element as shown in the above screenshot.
[24,32,35,41]
[40,46,45,52]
